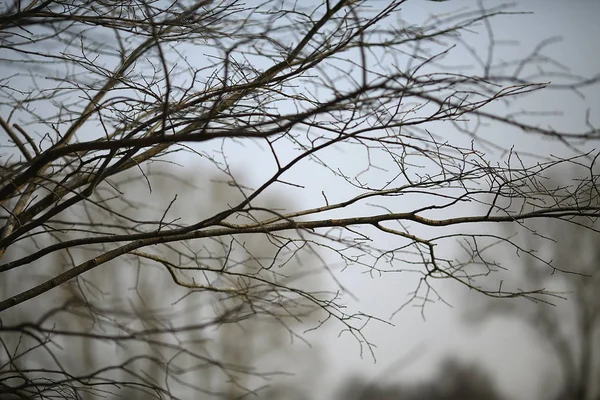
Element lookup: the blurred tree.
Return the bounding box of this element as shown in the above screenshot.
[334,358,506,400]
[0,168,321,399]
[0,0,599,398]
[466,170,600,400]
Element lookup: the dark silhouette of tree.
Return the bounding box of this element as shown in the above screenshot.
[0,0,599,398]
[334,358,506,400]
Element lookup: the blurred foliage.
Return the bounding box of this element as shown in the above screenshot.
[333,358,505,400]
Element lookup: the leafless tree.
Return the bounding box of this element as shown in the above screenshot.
[0,0,599,398]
